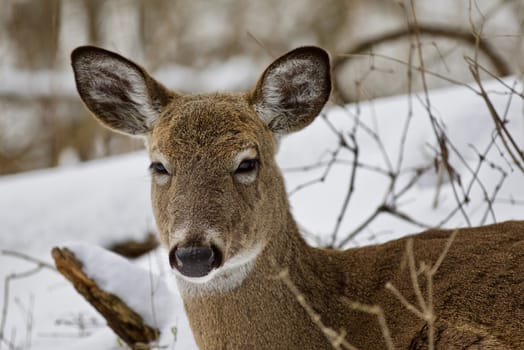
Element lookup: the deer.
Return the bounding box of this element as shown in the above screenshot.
[71,45,524,349]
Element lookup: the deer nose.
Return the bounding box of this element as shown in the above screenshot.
[169,245,222,278]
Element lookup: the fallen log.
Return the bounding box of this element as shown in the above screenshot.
[51,247,159,349]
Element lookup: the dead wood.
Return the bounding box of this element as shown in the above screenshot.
[109,233,159,259]
[51,247,159,349]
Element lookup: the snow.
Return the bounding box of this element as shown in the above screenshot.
[1,76,523,349]
[67,243,174,329]
[0,152,153,254]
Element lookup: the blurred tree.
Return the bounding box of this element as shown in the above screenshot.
[0,0,522,175]
[7,0,61,69]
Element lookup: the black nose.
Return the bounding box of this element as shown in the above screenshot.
[169,245,222,278]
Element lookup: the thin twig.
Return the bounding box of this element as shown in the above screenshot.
[467,57,524,173]
[1,266,44,350]
[275,267,359,350]
[340,299,395,350]
[1,250,56,270]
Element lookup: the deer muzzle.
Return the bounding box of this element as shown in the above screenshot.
[169,245,223,278]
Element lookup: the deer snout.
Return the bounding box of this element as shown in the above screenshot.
[169,244,223,278]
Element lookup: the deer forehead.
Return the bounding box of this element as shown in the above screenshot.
[148,94,274,162]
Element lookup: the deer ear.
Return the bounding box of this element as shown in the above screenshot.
[71,46,173,136]
[250,46,331,134]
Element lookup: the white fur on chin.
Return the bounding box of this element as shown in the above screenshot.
[174,244,262,296]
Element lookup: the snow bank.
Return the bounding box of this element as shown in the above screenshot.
[0,152,153,253]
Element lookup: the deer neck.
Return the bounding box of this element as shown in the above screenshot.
[179,212,349,349]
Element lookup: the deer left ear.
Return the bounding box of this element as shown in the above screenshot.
[71,46,174,136]
[250,46,331,134]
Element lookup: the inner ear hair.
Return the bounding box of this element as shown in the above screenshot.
[251,46,331,135]
[71,46,173,136]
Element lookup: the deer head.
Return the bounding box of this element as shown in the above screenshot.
[71,46,331,293]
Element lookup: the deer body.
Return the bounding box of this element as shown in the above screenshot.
[72,45,524,349]
[182,219,524,349]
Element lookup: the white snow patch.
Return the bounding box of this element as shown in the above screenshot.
[66,242,175,329]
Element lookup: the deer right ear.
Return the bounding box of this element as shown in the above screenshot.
[71,46,174,136]
[250,46,331,135]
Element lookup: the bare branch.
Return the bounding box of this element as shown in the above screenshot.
[275,267,359,350]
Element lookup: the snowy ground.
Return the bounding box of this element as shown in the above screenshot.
[1,77,523,349]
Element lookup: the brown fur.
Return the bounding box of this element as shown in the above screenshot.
[184,221,524,349]
[72,46,524,349]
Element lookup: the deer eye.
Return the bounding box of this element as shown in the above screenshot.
[235,159,259,174]
[149,162,169,175]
